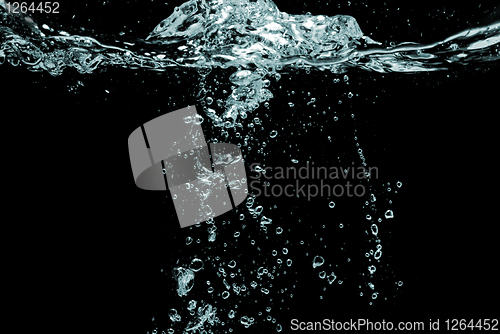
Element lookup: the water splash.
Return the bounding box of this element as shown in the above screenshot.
[2,0,499,74]
[1,0,499,126]
[4,1,498,333]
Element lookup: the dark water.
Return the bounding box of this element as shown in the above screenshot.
[2,1,499,333]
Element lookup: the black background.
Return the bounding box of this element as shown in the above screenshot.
[2,1,499,332]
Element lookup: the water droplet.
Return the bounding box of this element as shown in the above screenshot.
[319,271,326,279]
[276,227,283,234]
[385,210,394,219]
[270,130,278,138]
[348,92,353,98]
[291,159,298,163]
[329,201,335,208]
[228,260,237,268]
[397,181,402,188]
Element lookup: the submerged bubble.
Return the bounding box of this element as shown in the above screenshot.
[327,272,337,284]
[173,267,195,297]
[240,316,255,328]
[189,258,204,272]
[187,300,197,311]
[168,308,181,322]
[312,256,325,268]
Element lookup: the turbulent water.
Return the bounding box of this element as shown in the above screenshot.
[2,1,498,333]
[1,0,499,127]
[0,0,500,128]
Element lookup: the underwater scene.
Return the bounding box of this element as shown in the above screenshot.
[2,0,499,333]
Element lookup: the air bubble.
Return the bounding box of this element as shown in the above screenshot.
[327,272,337,284]
[312,256,325,268]
[385,210,394,219]
[329,201,335,208]
[189,258,204,272]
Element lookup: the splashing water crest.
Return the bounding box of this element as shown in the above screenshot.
[1,0,499,128]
